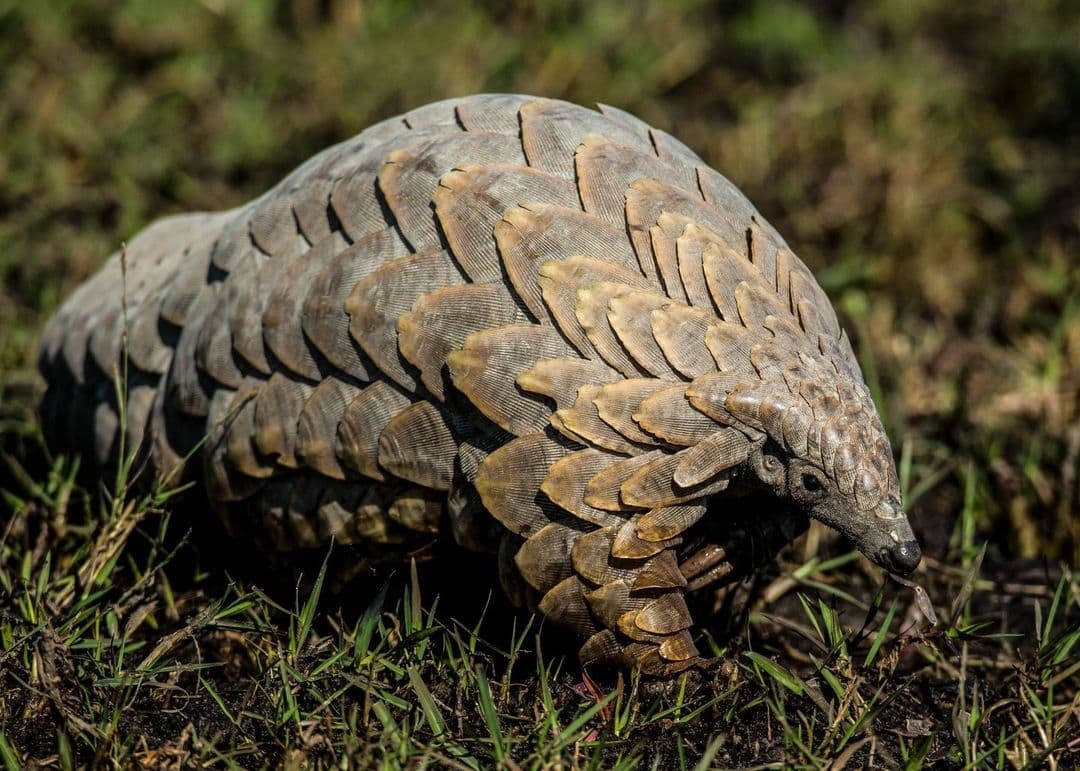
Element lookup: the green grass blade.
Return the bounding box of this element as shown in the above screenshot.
[744,651,804,696]
[864,600,898,667]
[475,666,507,762]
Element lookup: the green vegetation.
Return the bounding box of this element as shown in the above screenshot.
[1,0,1077,766]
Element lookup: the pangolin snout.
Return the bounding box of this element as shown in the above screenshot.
[881,539,922,574]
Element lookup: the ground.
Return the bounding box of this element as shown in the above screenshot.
[0,1,1077,767]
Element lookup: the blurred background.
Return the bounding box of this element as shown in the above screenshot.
[1,0,1077,566]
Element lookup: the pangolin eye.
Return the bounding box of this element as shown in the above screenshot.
[801,473,823,493]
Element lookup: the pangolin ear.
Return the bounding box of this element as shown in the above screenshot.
[752,448,786,489]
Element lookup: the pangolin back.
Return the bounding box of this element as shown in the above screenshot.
[38,94,921,675]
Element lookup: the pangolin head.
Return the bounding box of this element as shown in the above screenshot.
[771,409,921,576]
[720,343,922,576]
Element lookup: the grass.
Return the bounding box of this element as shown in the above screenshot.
[1,0,1078,766]
[0,448,1076,766]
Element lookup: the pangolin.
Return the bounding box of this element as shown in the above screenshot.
[37,94,921,675]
